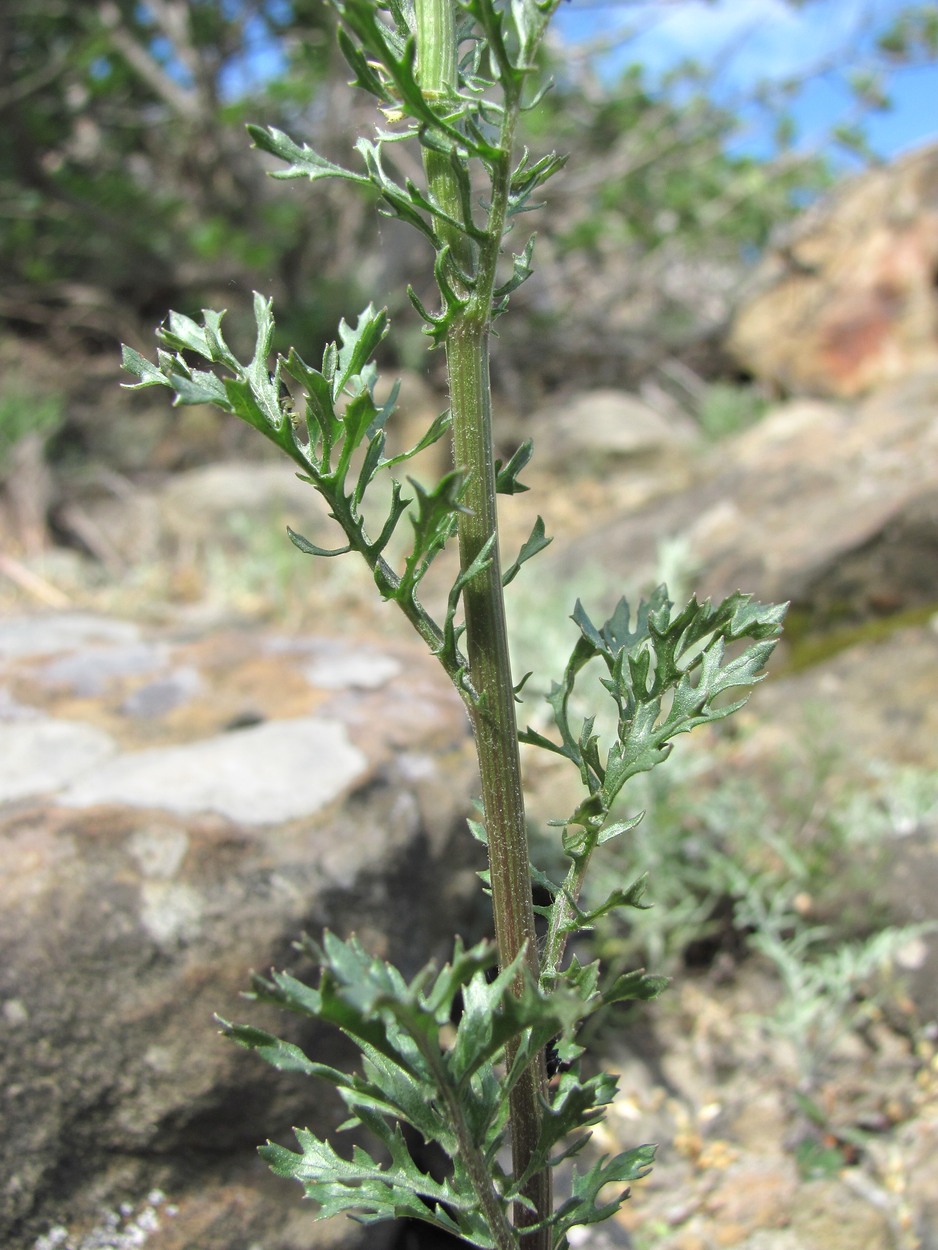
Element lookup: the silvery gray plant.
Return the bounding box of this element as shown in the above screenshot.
[123,2,786,1245]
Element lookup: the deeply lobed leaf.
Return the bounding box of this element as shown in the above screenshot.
[223,930,654,1245]
[524,588,787,820]
[553,1145,657,1240]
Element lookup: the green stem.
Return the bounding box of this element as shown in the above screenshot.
[416,3,551,1245]
[417,1032,519,1250]
[448,324,551,1247]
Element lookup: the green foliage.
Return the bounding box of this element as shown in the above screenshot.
[518,587,784,994]
[521,588,785,843]
[124,292,508,699]
[696,382,769,441]
[0,1,343,345]
[7,0,937,391]
[521,59,832,260]
[0,385,63,473]
[220,932,655,1248]
[123,2,788,1245]
[878,5,938,59]
[745,907,934,1081]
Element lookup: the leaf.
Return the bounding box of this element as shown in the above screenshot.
[336,26,396,102]
[511,1068,619,1192]
[438,533,496,690]
[260,1126,475,1235]
[217,1019,318,1074]
[247,124,370,186]
[248,966,323,1017]
[227,936,490,1237]
[334,305,390,398]
[493,235,537,315]
[398,471,467,605]
[120,344,172,390]
[381,408,452,470]
[494,438,534,494]
[447,947,588,1093]
[169,366,232,409]
[161,308,213,355]
[355,138,438,244]
[223,928,651,1244]
[407,283,452,342]
[287,528,352,558]
[531,588,787,815]
[553,1145,657,1238]
[223,375,281,435]
[502,516,551,586]
[596,813,644,845]
[558,875,653,933]
[601,968,670,1006]
[507,151,567,217]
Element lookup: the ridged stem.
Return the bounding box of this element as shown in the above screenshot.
[416,2,550,1245]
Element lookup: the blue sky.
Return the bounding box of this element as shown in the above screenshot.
[553,0,938,162]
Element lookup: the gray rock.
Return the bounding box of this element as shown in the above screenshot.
[119,667,202,717]
[302,651,401,691]
[0,718,116,802]
[887,832,938,1023]
[0,689,42,721]
[38,642,168,696]
[157,462,341,556]
[527,388,698,473]
[756,620,938,772]
[61,716,367,824]
[554,374,938,627]
[265,635,405,692]
[0,614,140,660]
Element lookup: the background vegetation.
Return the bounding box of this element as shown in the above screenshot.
[4,2,936,391]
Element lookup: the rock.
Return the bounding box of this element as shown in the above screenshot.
[0,614,142,660]
[0,718,117,802]
[872,803,938,1022]
[60,718,368,824]
[119,668,202,718]
[754,620,938,772]
[0,613,481,1250]
[551,373,938,630]
[44,460,359,579]
[700,1157,799,1244]
[518,388,699,475]
[728,142,938,397]
[38,640,168,696]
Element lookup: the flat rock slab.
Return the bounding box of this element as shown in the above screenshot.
[60,717,366,824]
[0,615,459,822]
[0,718,117,802]
[0,612,142,659]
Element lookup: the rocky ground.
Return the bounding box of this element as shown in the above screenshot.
[3,146,938,1250]
[3,366,938,1249]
